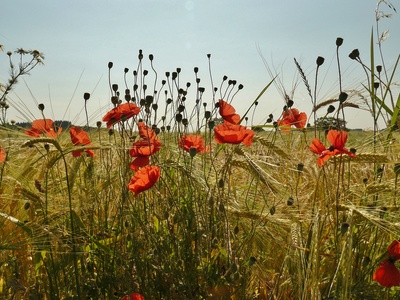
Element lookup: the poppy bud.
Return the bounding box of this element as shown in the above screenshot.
[208,120,215,130]
[340,222,350,234]
[249,256,257,266]
[194,67,199,73]
[238,84,244,90]
[96,121,102,128]
[149,54,154,61]
[287,100,294,108]
[269,114,273,119]
[166,125,171,131]
[160,126,165,132]
[207,54,211,58]
[223,75,228,81]
[145,95,153,106]
[339,92,348,103]
[112,84,118,92]
[24,202,30,210]
[376,65,382,73]
[172,72,177,80]
[336,37,343,47]
[273,121,278,128]
[178,105,185,112]
[205,111,211,119]
[316,56,325,66]
[270,206,276,215]
[186,82,191,88]
[182,118,188,126]
[138,49,143,60]
[152,104,158,111]
[44,143,50,152]
[124,67,129,73]
[362,178,368,185]
[124,95,130,102]
[175,113,182,122]
[166,98,173,105]
[111,96,119,105]
[361,256,371,268]
[198,87,205,93]
[297,163,304,171]
[374,82,379,89]
[196,78,201,84]
[218,178,224,188]
[349,49,360,60]
[350,148,356,154]
[143,84,147,91]
[83,93,90,101]
[327,105,335,114]
[266,118,272,123]
[108,129,114,136]
[38,103,45,111]
[108,62,113,69]
[189,147,197,158]
[287,197,294,206]
[234,225,239,235]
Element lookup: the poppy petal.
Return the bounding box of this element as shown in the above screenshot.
[388,240,400,261]
[373,259,400,287]
[129,156,150,171]
[310,138,326,155]
[327,130,348,150]
[128,165,160,196]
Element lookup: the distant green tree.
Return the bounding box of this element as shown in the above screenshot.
[315,116,347,130]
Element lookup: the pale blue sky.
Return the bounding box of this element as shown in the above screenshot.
[1,0,399,129]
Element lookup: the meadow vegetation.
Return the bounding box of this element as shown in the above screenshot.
[0,2,400,299]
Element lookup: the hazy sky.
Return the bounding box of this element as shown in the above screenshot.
[1,0,399,129]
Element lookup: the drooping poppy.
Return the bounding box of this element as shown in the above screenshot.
[373,240,400,288]
[25,119,62,138]
[102,102,140,128]
[137,121,157,141]
[69,126,94,157]
[128,165,160,196]
[278,108,307,131]
[218,99,240,124]
[121,292,145,300]
[0,147,6,163]
[179,135,209,154]
[214,123,254,146]
[309,130,356,167]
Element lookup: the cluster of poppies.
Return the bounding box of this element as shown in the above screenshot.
[309,130,356,166]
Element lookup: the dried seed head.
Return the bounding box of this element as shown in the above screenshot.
[83,93,90,101]
[287,99,294,108]
[376,65,382,73]
[96,121,102,128]
[374,82,380,89]
[112,84,118,92]
[38,103,45,111]
[336,37,343,47]
[108,62,113,69]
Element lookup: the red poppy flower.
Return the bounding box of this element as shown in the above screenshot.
[128,165,160,196]
[137,121,157,141]
[373,240,400,287]
[69,126,94,157]
[218,99,240,124]
[129,139,162,157]
[214,123,254,146]
[121,292,145,300]
[129,156,150,171]
[179,135,209,154]
[102,102,140,128]
[25,119,62,138]
[309,130,356,167]
[278,108,307,131]
[0,147,6,163]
